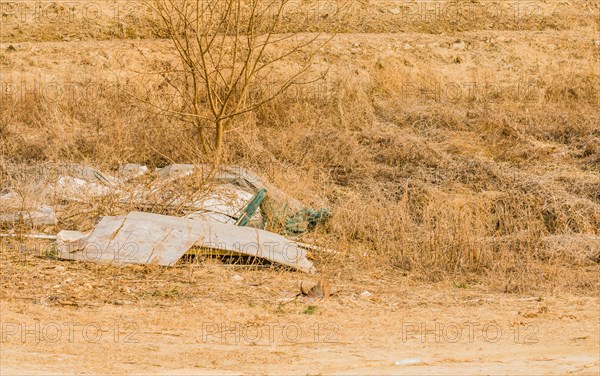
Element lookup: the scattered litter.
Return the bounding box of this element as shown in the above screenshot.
[0,191,21,208]
[285,208,330,234]
[394,358,422,366]
[56,230,89,252]
[155,163,195,180]
[188,216,316,273]
[0,205,57,227]
[56,211,316,273]
[52,163,328,232]
[55,265,65,272]
[216,165,306,212]
[4,163,331,274]
[59,164,117,186]
[57,211,204,266]
[184,184,257,224]
[56,176,113,199]
[360,291,372,298]
[236,188,267,226]
[117,163,148,180]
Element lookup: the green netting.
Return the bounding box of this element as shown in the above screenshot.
[285,208,330,234]
[236,188,267,226]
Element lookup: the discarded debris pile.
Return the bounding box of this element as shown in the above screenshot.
[0,190,57,227]
[0,204,57,227]
[56,211,316,273]
[2,163,330,273]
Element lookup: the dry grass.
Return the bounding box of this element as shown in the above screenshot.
[1,0,598,43]
[1,2,599,295]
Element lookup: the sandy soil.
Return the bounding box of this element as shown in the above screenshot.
[1,290,599,375]
[1,251,599,375]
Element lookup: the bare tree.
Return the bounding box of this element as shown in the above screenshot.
[145,0,333,161]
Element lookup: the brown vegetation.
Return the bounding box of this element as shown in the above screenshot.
[1,1,599,374]
[1,2,598,295]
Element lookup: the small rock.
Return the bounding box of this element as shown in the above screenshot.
[113,300,134,305]
[232,274,244,281]
[55,265,65,272]
[360,291,372,298]
[389,8,401,15]
[452,41,466,50]
[594,40,600,47]
[403,43,413,50]
[394,358,422,366]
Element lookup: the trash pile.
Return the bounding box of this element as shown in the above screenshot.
[1,164,331,273]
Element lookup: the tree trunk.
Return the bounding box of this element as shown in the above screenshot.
[214,119,224,163]
[196,121,210,156]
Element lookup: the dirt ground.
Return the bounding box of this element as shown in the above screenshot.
[1,246,599,375]
[1,284,599,375]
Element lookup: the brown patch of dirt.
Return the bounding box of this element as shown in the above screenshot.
[1,244,599,375]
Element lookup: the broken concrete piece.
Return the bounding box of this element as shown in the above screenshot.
[0,191,21,210]
[190,219,316,273]
[60,164,117,186]
[56,230,90,253]
[220,166,306,212]
[117,164,149,180]
[0,205,57,227]
[44,163,314,232]
[155,164,196,180]
[184,184,256,224]
[152,164,305,211]
[57,212,203,266]
[55,176,113,199]
[56,211,315,273]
